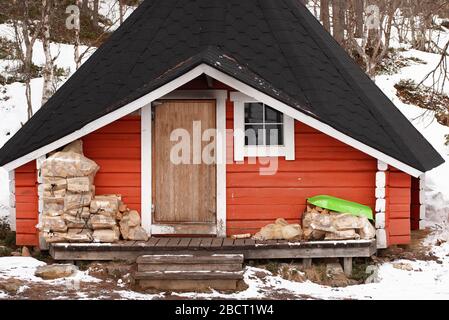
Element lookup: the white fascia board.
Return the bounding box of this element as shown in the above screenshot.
[2,63,425,177]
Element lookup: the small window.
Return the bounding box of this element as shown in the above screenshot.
[231,92,295,161]
[244,103,284,146]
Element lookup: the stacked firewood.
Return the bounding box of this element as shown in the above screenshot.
[302,205,376,241]
[38,140,148,243]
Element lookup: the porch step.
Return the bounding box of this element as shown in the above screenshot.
[134,253,244,291]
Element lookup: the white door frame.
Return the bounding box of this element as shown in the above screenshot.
[141,90,227,237]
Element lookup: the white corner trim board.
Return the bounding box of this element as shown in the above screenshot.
[419,173,427,230]
[375,160,387,248]
[8,170,16,231]
[376,229,387,249]
[1,64,424,178]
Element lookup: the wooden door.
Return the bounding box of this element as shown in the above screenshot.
[152,100,216,234]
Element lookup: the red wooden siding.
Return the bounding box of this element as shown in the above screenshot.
[83,115,141,213]
[225,100,378,236]
[15,161,39,246]
[387,167,412,245]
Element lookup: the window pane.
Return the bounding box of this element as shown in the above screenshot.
[244,103,264,123]
[245,125,264,146]
[265,105,283,123]
[265,124,284,146]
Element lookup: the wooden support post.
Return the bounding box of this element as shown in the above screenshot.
[303,258,312,269]
[343,257,352,277]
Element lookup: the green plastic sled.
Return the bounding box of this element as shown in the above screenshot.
[307,195,374,220]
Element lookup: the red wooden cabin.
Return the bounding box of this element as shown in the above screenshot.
[0,0,444,250]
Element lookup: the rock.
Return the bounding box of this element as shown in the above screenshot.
[392,262,413,271]
[325,263,351,287]
[11,251,22,257]
[21,246,31,257]
[0,279,22,294]
[35,264,78,280]
[128,226,149,241]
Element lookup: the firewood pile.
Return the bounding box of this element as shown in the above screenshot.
[37,140,148,243]
[250,206,376,242]
[302,205,376,241]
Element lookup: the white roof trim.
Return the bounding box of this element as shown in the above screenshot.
[1,63,424,177]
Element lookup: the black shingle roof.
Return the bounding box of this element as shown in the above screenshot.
[0,0,444,172]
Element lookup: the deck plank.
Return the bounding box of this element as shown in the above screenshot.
[233,239,246,247]
[166,238,181,248]
[200,238,213,248]
[222,239,235,248]
[146,238,160,247]
[50,239,377,261]
[244,239,256,247]
[211,238,224,248]
[188,238,202,248]
[178,238,192,248]
[155,238,170,247]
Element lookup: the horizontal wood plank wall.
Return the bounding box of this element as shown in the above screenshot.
[83,115,142,213]
[226,100,377,236]
[387,167,412,245]
[15,161,39,246]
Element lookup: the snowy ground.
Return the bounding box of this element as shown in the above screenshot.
[1,228,448,300]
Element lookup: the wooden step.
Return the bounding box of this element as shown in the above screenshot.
[136,253,244,265]
[134,253,245,291]
[138,279,239,291]
[134,271,244,281]
[138,263,242,272]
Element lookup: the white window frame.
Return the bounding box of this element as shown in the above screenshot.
[230,92,295,161]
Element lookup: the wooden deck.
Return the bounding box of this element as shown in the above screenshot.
[49,237,377,262]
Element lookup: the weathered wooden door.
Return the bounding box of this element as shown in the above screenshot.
[152,100,217,235]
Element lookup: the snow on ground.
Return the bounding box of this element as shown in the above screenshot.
[2,239,448,300]
[0,257,102,298]
[0,257,100,284]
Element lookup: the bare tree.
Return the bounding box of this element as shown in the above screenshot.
[119,0,125,25]
[332,0,346,45]
[93,0,100,28]
[353,0,364,38]
[12,0,45,119]
[74,0,82,70]
[320,0,331,32]
[347,0,398,76]
[41,0,55,104]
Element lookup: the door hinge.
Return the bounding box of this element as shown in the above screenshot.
[151,203,155,213]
